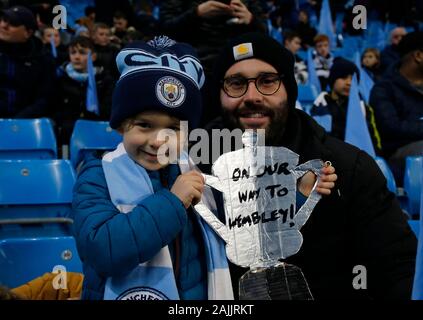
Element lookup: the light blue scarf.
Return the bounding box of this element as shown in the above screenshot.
[65,63,89,83]
[101,143,233,300]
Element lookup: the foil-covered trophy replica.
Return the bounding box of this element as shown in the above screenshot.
[194,131,324,300]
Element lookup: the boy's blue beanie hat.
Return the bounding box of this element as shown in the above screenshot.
[110,36,205,129]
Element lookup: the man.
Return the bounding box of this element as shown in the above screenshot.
[310,57,381,153]
[204,32,417,299]
[91,22,119,81]
[284,31,308,84]
[380,27,407,74]
[370,31,423,181]
[0,5,56,118]
[111,10,135,42]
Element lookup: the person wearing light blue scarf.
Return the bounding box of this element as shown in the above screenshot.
[54,36,113,147]
[71,36,234,300]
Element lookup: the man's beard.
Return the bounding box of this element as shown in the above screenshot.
[221,100,289,146]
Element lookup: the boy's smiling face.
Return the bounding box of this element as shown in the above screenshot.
[119,111,184,171]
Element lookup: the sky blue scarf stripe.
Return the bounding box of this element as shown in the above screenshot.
[102,143,233,300]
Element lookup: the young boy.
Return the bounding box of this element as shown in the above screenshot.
[54,36,113,146]
[40,26,68,66]
[312,34,334,90]
[310,57,381,154]
[72,37,336,300]
[71,37,235,300]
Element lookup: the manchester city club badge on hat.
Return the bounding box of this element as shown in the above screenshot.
[156,76,186,108]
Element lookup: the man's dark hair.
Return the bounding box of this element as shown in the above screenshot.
[398,31,423,57]
[93,22,110,33]
[69,36,95,51]
[113,10,128,20]
[284,31,301,43]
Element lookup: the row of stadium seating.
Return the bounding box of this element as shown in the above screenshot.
[0,118,121,167]
[0,118,119,288]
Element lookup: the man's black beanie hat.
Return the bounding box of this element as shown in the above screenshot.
[213,32,298,109]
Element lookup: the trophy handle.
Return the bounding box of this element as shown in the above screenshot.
[193,201,230,243]
[202,173,224,193]
[292,159,324,229]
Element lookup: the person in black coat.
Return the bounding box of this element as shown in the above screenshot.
[54,36,113,146]
[0,5,56,118]
[91,22,120,82]
[201,32,417,299]
[160,0,266,125]
[380,27,407,74]
[370,31,423,182]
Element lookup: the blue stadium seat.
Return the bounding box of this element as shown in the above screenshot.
[297,49,307,62]
[409,220,419,238]
[298,84,318,114]
[333,48,357,62]
[404,156,423,216]
[0,160,76,219]
[70,120,121,168]
[375,157,397,194]
[0,118,57,159]
[312,114,332,132]
[0,236,83,288]
[341,36,363,52]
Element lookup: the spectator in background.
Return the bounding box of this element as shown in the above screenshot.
[284,31,308,84]
[40,25,68,66]
[28,1,59,31]
[380,27,407,74]
[54,36,113,146]
[312,34,334,90]
[311,57,382,154]
[0,5,56,118]
[370,31,423,182]
[294,9,317,50]
[73,6,96,36]
[160,0,266,76]
[160,0,266,124]
[91,22,119,80]
[132,0,160,40]
[110,10,136,47]
[361,47,382,82]
[84,6,96,24]
[94,0,133,27]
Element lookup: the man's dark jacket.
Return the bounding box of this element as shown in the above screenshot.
[200,109,417,299]
[369,64,423,157]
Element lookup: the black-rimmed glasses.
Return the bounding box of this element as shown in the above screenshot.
[221,73,284,98]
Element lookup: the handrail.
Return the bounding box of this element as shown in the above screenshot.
[0,217,73,225]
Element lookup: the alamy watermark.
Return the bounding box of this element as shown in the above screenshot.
[352,265,367,290]
[352,5,367,30]
[52,5,67,29]
[52,265,67,290]
[154,121,266,166]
